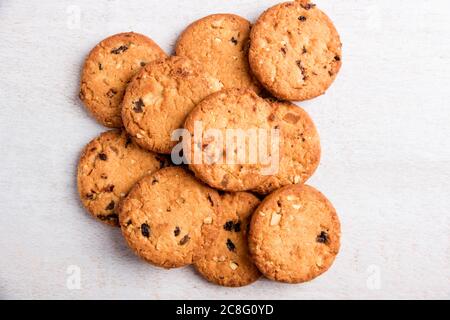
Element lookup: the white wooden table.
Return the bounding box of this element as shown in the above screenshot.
[1,0,449,299]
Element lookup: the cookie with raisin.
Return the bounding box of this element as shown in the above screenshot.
[122,56,223,154]
[249,184,341,283]
[194,192,261,287]
[77,130,167,226]
[249,1,342,101]
[118,167,220,268]
[79,32,166,127]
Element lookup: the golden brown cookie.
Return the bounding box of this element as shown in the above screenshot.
[118,167,220,268]
[122,56,223,154]
[249,1,342,101]
[252,100,320,194]
[176,14,261,93]
[194,192,261,287]
[79,32,166,127]
[184,88,278,192]
[249,184,341,283]
[77,130,167,226]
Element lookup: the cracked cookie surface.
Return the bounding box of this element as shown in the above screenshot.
[184,88,277,191]
[79,32,166,127]
[194,192,261,287]
[252,100,320,194]
[249,184,341,283]
[77,130,167,226]
[176,14,261,93]
[249,0,342,101]
[122,56,223,154]
[118,167,220,268]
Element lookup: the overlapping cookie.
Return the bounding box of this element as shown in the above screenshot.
[80,32,166,127]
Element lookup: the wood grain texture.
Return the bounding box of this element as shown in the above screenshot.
[0,0,449,299]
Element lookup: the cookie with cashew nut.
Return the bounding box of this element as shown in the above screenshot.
[249,184,341,283]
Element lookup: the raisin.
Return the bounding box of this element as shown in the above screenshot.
[179,235,190,245]
[302,46,307,54]
[207,194,214,207]
[280,47,287,55]
[99,153,107,161]
[298,16,307,21]
[226,239,236,252]
[224,221,234,231]
[86,193,95,200]
[98,213,118,223]
[231,37,238,45]
[125,136,132,148]
[334,55,341,61]
[105,200,115,210]
[140,61,147,67]
[233,221,241,232]
[174,226,181,237]
[98,63,103,70]
[133,98,145,113]
[141,223,150,237]
[110,45,128,54]
[316,231,329,244]
[104,185,114,192]
[106,88,117,98]
[328,71,334,77]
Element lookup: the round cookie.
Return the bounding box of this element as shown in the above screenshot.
[249,184,341,283]
[79,32,166,127]
[122,56,223,154]
[184,88,277,191]
[194,192,261,287]
[249,0,342,101]
[252,100,320,194]
[176,14,261,93]
[77,130,168,226]
[118,167,220,268]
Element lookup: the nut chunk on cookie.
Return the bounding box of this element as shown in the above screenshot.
[118,167,220,268]
[249,184,341,283]
[176,14,261,93]
[194,192,261,287]
[79,32,166,127]
[122,56,223,154]
[77,130,167,226]
[249,1,342,101]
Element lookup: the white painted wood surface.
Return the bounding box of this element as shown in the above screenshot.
[0,0,449,299]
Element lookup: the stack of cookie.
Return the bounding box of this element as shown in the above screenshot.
[77,0,342,287]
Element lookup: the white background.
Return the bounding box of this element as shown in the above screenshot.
[0,0,449,300]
